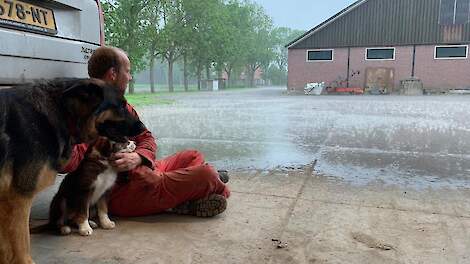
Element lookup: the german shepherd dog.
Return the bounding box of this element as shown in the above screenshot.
[0,78,145,264]
[47,137,136,236]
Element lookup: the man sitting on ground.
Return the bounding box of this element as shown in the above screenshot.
[61,46,230,217]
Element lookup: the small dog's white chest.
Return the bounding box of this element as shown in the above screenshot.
[90,168,117,204]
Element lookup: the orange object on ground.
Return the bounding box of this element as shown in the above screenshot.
[334,87,364,94]
[108,149,230,217]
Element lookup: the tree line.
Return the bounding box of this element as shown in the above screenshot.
[101,0,303,93]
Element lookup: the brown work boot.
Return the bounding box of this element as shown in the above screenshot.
[170,194,227,217]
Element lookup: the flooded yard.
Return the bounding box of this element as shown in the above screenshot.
[139,87,470,189]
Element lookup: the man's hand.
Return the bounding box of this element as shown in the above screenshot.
[109,152,142,172]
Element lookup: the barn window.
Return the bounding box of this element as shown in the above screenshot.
[435,45,468,59]
[366,48,395,60]
[439,0,470,25]
[307,49,333,62]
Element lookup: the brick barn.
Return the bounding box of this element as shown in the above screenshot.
[287,0,470,93]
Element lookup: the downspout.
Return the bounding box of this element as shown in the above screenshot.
[411,45,416,77]
[346,47,351,87]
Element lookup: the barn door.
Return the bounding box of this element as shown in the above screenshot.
[365,67,394,94]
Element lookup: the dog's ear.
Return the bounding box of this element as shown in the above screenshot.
[92,137,113,158]
[62,79,105,117]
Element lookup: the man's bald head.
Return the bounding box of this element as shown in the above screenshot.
[88,46,127,79]
[88,46,132,96]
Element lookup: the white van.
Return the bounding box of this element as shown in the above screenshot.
[0,0,104,85]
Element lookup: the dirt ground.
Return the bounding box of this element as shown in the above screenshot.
[30,165,470,264]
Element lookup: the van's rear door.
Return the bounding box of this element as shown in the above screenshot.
[0,0,102,84]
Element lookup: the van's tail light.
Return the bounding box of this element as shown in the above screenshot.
[95,0,105,46]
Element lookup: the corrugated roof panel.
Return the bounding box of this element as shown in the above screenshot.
[290,0,470,49]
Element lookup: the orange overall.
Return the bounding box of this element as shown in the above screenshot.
[61,103,230,217]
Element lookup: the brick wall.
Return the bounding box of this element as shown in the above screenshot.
[287,48,348,91]
[288,45,470,92]
[414,45,470,90]
[349,46,413,90]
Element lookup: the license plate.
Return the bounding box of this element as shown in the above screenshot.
[0,0,57,35]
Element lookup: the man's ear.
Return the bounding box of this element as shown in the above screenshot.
[103,67,117,82]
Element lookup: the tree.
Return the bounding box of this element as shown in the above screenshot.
[182,0,224,90]
[146,0,163,93]
[216,1,251,88]
[155,0,186,92]
[101,0,151,93]
[242,2,275,88]
[265,27,304,85]
[103,0,286,91]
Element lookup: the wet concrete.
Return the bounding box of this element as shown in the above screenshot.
[138,87,470,189]
[32,166,470,264]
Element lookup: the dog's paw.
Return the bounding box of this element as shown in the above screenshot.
[78,221,93,236]
[60,226,72,235]
[101,219,116,229]
[79,226,93,236]
[99,214,116,229]
[89,220,98,229]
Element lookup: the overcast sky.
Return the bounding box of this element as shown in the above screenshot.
[252,0,358,31]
